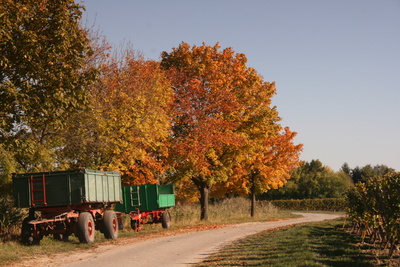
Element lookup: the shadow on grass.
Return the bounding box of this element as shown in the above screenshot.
[307,224,374,267]
[197,221,375,267]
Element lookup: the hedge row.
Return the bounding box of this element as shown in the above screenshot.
[0,197,25,242]
[269,198,346,212]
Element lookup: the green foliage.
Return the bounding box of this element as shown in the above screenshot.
[270,198,346,212]
[343,163,396,183]
[265,160,354,199]
[0,197,25,242]
[0,144,16,195]
[0,0,97,173]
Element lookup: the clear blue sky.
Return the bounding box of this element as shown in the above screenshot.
[82,0,400,171]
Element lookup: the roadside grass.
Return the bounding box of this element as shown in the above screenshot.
[196,218,374,267]
[171,198,297,227]
[0,236,94,264]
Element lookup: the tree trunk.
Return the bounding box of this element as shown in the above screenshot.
[199,185,210,220]
[251,182,256,217]
[192,176,210,220]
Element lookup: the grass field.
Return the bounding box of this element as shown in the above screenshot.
[196,218,375,267]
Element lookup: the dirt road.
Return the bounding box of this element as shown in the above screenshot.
[16,213,342,267]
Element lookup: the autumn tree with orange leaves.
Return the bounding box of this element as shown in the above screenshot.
[161,43,244,220]
[161,42,301,220]
[201,60,303,217]
[215,77,303,217]
[229,127,302,217]
[62,50,172,185]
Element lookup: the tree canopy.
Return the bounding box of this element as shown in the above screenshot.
[341,163,396,184]
[161,42,249,219]
[161,42,302,219]
[61,50,172,185]
[264,159,354,199]
[0,0,97,173]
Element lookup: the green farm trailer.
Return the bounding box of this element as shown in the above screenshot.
[12,169,176,245]
[115,184,175,230]
[13,169,122,245]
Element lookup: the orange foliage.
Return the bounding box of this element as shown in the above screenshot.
[174,177,200,204]
[161,42,249,185]
[161,42,302,217]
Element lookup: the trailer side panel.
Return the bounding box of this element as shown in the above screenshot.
[13,169,122,208]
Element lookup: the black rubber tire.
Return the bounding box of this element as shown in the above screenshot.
[103,210,118,240]
[161,211,171,229]
[21,217,34,245]
[77,212,95,244]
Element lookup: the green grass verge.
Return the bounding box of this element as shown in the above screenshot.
[196,218,374,267]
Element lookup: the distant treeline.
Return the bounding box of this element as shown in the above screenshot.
[262,160,396,200]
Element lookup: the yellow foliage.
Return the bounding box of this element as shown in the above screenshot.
[64,52,172,185]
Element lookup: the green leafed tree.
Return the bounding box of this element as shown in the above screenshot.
[348,163,396,184]
[0,144,16,195]
[264,159,354,199]
[0,0,97,173]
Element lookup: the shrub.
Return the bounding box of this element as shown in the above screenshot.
[270,198,346,212]
[0,197,25,242]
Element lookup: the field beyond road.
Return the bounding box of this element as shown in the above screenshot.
[10,213,342,267]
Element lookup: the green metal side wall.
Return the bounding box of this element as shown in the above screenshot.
[115,184,175,213]
[12,169,122,208]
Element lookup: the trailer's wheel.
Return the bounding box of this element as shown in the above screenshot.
[131,219,140,231]
[103,210,118,240]
[21,217,35,245]
[77,212,95,244]
[162,211,171,229]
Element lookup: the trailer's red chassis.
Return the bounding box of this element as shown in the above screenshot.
[128,209,171,231]
[22,205,122,245]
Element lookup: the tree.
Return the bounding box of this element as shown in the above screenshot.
[62,50,172,185]
[161,42,258,220]
[245,128,302,216]
[161,42,301,219]
[0,0,97,173]
[215,127,302,216]
[340,162,351,176]
[231,74,302,216]
[350,166,363,184]
[196,56,302,217]
[264,159,354,199]
[349,164,396,183]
